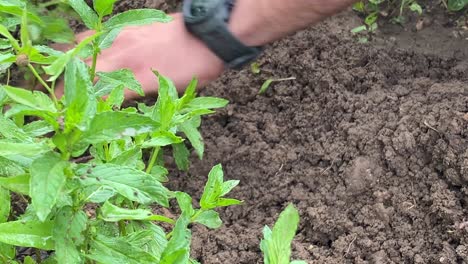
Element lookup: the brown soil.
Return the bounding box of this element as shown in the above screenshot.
[78,0,468,263]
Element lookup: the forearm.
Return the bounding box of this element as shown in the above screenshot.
[229,0,358,46]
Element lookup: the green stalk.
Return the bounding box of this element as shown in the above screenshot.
[118,220,127,236]
[27,64,59,106]
[145,146,161,174]
[90,42,99,81]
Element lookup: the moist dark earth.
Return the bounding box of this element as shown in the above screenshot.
[115,1,467,263]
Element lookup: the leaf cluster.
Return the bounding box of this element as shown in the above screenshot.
[0,1,240,263]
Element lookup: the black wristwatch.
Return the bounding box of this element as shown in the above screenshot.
[183,0,262,69]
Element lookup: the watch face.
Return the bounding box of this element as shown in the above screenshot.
[190,0,218,17]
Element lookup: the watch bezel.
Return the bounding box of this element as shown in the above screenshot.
[183,0,223,24]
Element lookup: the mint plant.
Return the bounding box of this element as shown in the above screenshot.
[352,0,422,39]
[0,1,240,263]
[261,204,306,264]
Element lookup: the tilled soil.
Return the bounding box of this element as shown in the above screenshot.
[112,1,468,263]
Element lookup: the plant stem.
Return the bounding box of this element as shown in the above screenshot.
[118,220,127,236]
[145,146,161,174]
[27,64,58,105]
[90,43,99,81]
[35,248,42,263]
[6,68,10,85]
[103,143,111,162]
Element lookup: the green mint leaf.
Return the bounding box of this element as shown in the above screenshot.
[141,131,183,148]
[193,210,222,229]
[0,140,51,157]
[124,226,167,262]
[93,0,117,17]
[0,114,31,142]
[0,220,54,250]
[259,79,274,94]
[78,164,169,206]
[179,116,204,159]
[96,68,144,96]
[105,84,125,109]
[41,17,75,44]
[43,33,99,81]
[0,23,21,51]
[0,174,30,195]
[109,147,142,168]
[200,164,240,210]
[83,111,160,144]
[174,192,195,217]
[64,58,96,131]
[53,207,88,264]
[215,198,242,207]
[177,78,197,109]
[100,201,154,222]
[0,242,15,261]
[261,204,301,264]
[149,165,169,183]
[160,214,191,264]
[0,187,10,223]
[30,152,68,221]
[184,97,229,111]
[68,0,99,29]
[172,143,190,171]
[0,156,24,177]
[103,9,172,30]
[23,120,54,137]
[87,235,159,264]
[1,85,57,113]
[100,201,174,223]
[220,180,240,196]
[0,1,42,24]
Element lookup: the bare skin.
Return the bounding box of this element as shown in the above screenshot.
[70,0,357,98]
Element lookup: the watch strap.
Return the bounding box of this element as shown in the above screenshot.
[183,0,262,69]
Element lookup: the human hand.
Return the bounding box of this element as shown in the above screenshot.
[57,13,224,99]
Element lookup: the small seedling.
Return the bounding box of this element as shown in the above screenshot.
[259,77,296,94]
[261,204,306,264]
[351,0,423,37]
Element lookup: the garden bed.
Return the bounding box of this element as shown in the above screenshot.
[117,1,468,263]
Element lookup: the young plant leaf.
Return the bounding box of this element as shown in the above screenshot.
[179,116,204,159]
[53,207,88,264]
[193,210,222,229]
[68,0,99,29]
[160,214,191,264]
[96,69,144,96]
[0,220,54,250]
[87,235,159,264]
[200,164,241,210]
[172,143,190,171]
[175,192,195,217]
[0,140,50,157]
[0,174,30,195]
[78,164,169,206]
[1,85,57,113]
[0,156,24,177]
[30,152,68,221]
[100,201,174,224]
[64,58,96,131]
[261,204,302,264]
[103,9,172,30]
[83,111,160,144]
[184,97,229,111]
[141,131,184,148]
[94,0,117,17]
[0,187,10,223]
